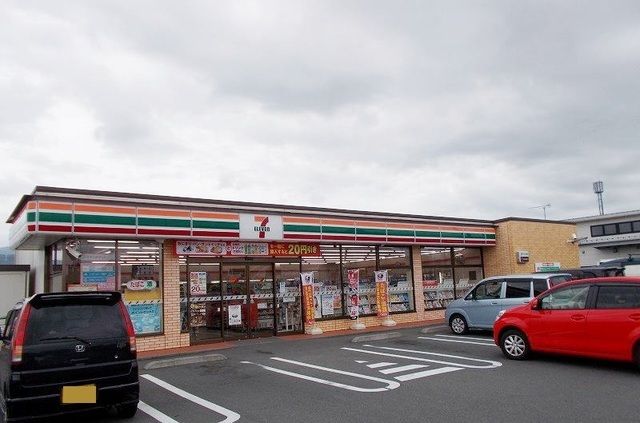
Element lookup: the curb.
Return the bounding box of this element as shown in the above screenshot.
[351,331,402,343]
[143,353,227,370]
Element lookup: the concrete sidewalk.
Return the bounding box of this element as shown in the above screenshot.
[138,319,445,360]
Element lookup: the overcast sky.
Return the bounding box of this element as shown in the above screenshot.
[2,1,640,246]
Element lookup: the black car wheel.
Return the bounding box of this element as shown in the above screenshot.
[500,329,530,360]
[116,402,138,419]
[449,314,468,335]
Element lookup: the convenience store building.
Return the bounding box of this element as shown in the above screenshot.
[6,186,579,352]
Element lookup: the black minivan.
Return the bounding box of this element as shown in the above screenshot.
[0,292,139,421]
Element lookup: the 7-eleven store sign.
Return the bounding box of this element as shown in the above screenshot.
[239,214,284,240]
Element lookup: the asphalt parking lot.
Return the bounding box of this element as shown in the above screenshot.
[36,325,640,423]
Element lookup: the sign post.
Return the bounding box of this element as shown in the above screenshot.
[375,270,396,327]
[301,272,322,335]
[348,269,365,330]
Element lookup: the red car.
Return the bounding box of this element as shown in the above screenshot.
[493,277,640,367]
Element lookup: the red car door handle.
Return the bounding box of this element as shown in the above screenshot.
[629,314,640,321]
[571,315,586,321]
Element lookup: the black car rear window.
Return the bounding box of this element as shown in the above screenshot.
[24,303,125,345]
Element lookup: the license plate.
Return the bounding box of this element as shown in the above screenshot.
[61,385,97,404]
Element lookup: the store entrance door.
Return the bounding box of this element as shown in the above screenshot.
[221,263,275,340]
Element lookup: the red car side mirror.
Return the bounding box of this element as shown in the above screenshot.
[530,298,540,310]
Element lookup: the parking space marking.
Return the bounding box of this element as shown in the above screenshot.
[394,367,462,381]
[418,336,495,347]
[367,362,397,369]
[435,334,494,342]
[241,358,400,392]
[138,401,180,423]
[379,364,428,374]
[342,345,501,369]
[141,374,241,423]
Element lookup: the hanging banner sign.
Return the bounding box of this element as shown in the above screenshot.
[189,272,207,295]
[176,241,321,257]
[125,280,158,291]
[375,270,390,317]
[301,272,315,325]
[347,269,360,320]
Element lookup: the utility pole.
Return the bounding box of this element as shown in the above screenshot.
[593,181,604,215]
[530,204,551,220]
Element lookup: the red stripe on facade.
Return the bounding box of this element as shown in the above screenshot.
[414,238,441,244]
[441,239,464,244]
[27,225,36,231]
[38,224,73,233]
[138,229,191,236]
[355,236,387,242]
[74,226,137,235]
[321,235,357,241]
[386,237,415,243]
[192,231,240,238]
[283,234,322,240]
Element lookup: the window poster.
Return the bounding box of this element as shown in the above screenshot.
[228,304,242,326]
[127,303,162,334]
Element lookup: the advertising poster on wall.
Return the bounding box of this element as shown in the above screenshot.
[321,295,334,316]
[347,269,360,320]
[228,304,242,326]
[375,270,390,317]
[189,272,207,295]
[126,303,162,334]
[301,272,315,325]
[81,263,116,291]
[189,303,206,327]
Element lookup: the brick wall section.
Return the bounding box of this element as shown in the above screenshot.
[137,240,190,352]
[483,220,579,276]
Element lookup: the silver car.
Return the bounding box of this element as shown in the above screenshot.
[445,273,572,334]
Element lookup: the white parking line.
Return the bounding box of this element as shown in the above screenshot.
[138,401,180,423]
[394,367,462,381]
[367,362,397,369]
[242,358,400,392]
[141,374,241,423]
[435,334,494,342]
[342,345,501,369]
[419,336,495,347]
[379,364,428,374]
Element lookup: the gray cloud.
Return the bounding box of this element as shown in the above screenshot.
[2,0,640,243]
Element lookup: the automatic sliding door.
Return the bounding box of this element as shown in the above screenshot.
[222,264,248,340]
[248,264,275,338]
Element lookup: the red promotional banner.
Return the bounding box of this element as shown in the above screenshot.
[375,270,389,317]
[301,272,315,326]
[176,241,321,257]
[347,269,360,320]
[269,243,321,257]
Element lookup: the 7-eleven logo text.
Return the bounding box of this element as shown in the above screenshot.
[254,216,270,239]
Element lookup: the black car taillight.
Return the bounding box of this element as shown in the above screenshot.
[118,300,137,357]
[11,303,32,366]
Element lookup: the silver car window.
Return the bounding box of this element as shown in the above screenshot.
[540,286,590,310]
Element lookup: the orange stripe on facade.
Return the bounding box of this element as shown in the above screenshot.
[282,216,321,224]
[356,221,387,228]
[137,208,190,218]
[27,202,37,209]
[191,211,239,220]
[38,202,73,211]
[321,218,354,226]
[414,224,442,231]
[74,204,136,214]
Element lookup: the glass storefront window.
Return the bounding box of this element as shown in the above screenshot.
[342,245,377,316]
[302,245,343,319]
[422,247,454,310]
[379,246,415,313]
[56,239,163,335]
[452,248,484,298]
[275,262,302,332]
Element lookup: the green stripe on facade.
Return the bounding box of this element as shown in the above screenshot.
[283,224,322,233]
[387,229,414,237]
[322,225,356,235]
[75,214,136,226]
[441,231,464,239]
[193,220,239,230]
[486,233,496,239]
[38,212,72,223]
[464,233,486,239]
[137,217,190,228]
[27,212,36,222]
[356,228,386,236]
[415,230,440,238]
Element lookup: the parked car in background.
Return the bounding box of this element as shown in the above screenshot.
[535,266,624,280]
[494,277,640,367]
[445,273,572,334]
[0,292,139,422]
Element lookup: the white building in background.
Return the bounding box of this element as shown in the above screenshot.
[569,210,640,272]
